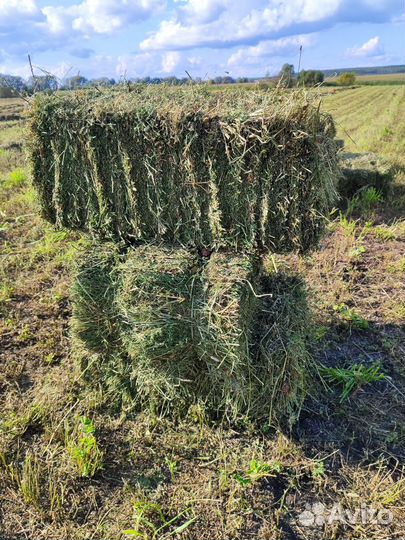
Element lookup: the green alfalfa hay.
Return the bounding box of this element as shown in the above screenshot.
[70,242,138,409]
[194,252,263,421]
[116,245,203,415]
[71,242,310,426]
[71,242,122,354]
[28,86,339,253]
[70,243,201,414]
[195,253,309,425]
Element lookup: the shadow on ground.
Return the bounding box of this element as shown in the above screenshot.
[294,320,405,464]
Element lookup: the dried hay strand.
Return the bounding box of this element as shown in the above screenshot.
[71,243,310,426]
[339,152,393,198]
[28,86,339,253]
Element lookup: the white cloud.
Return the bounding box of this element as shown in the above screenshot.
[179,0,229,24]
[0,0,43,39]
[346,36,384,57]
[42,0,165,36]
[140,0,404,51]
[116,53,155,78]
[161,51,181,72]
[228,35,314,67]
[50,61,76,80]
[0,0,39,18]
[0,0,165,60]
[187,56,202,66]
[114,50,203,78]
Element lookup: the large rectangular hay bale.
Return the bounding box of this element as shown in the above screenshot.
[29,87,339,253]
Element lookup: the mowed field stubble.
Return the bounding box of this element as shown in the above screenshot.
[0,85,404,540]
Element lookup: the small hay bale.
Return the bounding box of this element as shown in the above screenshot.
[71,242,122,355]
[71,243,136,408]
[257,270,310,425]
[28,87,339,253]
[195,252,263,421]
[195,253,309,425]
[339,152,393,198]
[116,245,202,413]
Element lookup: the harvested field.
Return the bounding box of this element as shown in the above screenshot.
[1,85,404,540]
[339,151,393,197]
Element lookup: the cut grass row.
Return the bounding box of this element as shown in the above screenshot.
[322,85,405,166]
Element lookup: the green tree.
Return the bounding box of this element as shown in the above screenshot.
[64,75,88,89]
[88,77,116,87]
[337,72,356,86]
[0,74,27,97]
[279,64,294,88]
[27,75,58,93]
[298,70,324,86]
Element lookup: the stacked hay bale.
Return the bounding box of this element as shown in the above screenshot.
[118,246,201,414]
[195,252,263,421]
[69,245,310,424]
[28,86,339,426]
[29,86,338,253]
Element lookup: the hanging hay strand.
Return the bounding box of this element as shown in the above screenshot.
[71,243,310,425]
[28,86,339,253]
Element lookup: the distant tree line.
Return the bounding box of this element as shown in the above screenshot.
[0,65,364,98]
[322,64,404,77]
[277,64,358,87]
[0,73,119,96]
[0,72,253,97]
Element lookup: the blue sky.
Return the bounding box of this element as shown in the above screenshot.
[0,0,404,80]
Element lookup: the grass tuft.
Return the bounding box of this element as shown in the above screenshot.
[2,168,28,189]
[320,363,385,401]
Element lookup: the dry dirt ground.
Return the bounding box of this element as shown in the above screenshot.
[0,88,404,540]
